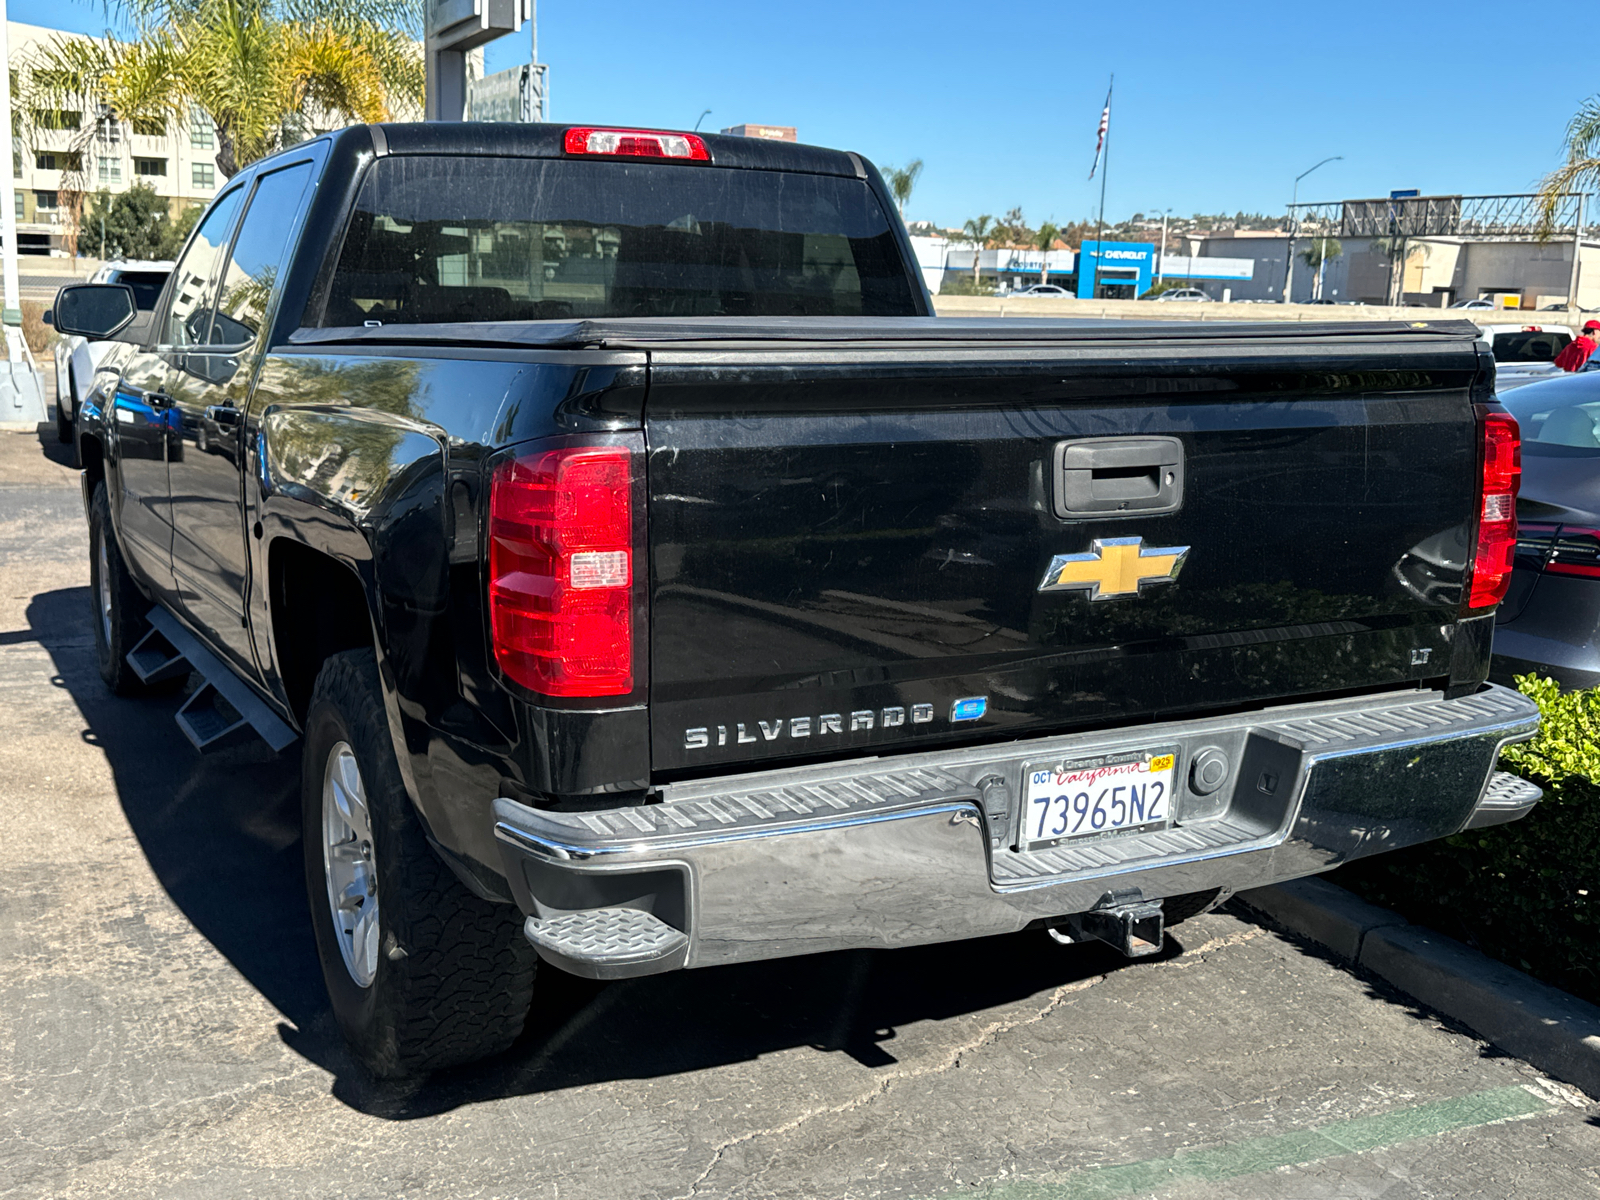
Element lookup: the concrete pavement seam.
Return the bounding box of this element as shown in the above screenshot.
[669,926,1270,1199]
[1236,878,1600,1101]
[666,973,1110,1200]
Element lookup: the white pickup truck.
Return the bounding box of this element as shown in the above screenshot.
[1481,322,1582,392]
[50,259,173,446]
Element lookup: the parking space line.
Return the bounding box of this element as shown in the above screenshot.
[949,1084,1555,1199]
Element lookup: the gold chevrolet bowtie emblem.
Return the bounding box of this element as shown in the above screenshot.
[1038,537,1189,601]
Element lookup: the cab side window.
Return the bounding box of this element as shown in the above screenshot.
[209,162,315,347]
[161,187,244,348]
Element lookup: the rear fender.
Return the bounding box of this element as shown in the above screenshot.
[254,405,448,832]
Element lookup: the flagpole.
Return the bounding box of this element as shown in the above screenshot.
[1092,75,1112,299]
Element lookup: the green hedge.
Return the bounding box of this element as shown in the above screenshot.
[1332,676,1600,1005]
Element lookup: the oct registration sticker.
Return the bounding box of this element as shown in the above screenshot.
[1021,747,1177,851]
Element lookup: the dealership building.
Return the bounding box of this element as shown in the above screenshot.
[915,238,1256,299]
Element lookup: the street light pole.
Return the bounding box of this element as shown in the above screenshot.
[0,0,19,323]
[1282,155,1342,304]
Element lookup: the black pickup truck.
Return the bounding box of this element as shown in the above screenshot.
[56,122,1540,1078]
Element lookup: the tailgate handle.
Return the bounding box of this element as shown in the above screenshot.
[1053,436,1184,518]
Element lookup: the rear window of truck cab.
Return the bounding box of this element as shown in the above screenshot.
[1491,330,1572,363]
[317,156,920,324]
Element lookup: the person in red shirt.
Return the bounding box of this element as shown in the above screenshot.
[1554,320,1600,372]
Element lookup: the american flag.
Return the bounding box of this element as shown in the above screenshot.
[1088,84,1112,181]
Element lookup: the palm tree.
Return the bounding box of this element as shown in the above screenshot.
[1299,236,1342,300]
[1538,96,1600,236]
[18,0,422,182]
[1034,221,1060,284]
[883,159,923,217]
[962,214,992,287]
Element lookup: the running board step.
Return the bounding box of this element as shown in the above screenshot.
[136,607,298,754]
[522,909,690,980]
[125,625,190,685]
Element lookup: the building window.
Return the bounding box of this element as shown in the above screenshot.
[189,106,214,149]
[135,156,166,177]
[131,116,165,137]
[95,105,121,144]
[34,191,57,212]
[98,156,121,185]
[192,162,214,189]
[36,151,81,172]
[14,194,22,221]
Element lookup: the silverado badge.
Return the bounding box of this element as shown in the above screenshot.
[1037,536,1189,601]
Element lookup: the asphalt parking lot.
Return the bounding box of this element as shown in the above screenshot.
[3,423,1600,1200]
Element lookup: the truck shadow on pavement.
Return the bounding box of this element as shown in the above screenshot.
[27,584,1184,1120]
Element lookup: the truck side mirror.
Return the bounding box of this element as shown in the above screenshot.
[51,283,137,341]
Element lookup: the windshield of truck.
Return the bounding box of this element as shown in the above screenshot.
[1492,330,1572,363]
[317,156,920,324]
[109,270,169,311]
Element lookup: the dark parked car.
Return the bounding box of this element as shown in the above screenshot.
[1493,372,1600,686]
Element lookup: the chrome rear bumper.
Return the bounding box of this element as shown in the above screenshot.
[493,684,1540,979]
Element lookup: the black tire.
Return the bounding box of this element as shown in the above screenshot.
[59,368,81,467]
[55,366,74,444]
[88,481,165,695]
[301,649,537,1078]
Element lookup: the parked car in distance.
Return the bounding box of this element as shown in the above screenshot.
[1153,288,1209,302]
[1491,372,1600,687]
[1450,298,1494,310]
[1012,284,1071,297]
[1484,324,1577,393]
[49,259,173,446]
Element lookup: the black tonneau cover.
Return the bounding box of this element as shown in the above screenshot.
[288,316,1485,352]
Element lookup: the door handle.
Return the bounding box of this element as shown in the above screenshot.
[204,405,240,426]
[1053,436,1185,519]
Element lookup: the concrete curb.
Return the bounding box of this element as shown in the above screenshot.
[1237,878,1600,1100]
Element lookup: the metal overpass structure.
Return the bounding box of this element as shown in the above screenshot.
[1284,193,1587,306]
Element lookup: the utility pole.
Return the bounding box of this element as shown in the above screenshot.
[528,0,547,121]
[0,0,19,325]
[0,0,44,428]
[1282,155,1342,303]
[1569,192,1586,311]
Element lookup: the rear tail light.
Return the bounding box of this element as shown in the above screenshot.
[563,127,710,161]
[1464,408,1521,611]
[489,445,636,697]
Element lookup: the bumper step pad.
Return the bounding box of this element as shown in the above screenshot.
[1465,770,1543,829]
[522,908,690,980]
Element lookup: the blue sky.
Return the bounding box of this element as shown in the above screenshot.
[16,0,1597,230]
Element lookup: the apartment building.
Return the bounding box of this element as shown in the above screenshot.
[9,20,222,255]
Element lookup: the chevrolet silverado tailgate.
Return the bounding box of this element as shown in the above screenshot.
[640,320,1488,773]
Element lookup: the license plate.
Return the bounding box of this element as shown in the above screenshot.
[1021,747,1177,851]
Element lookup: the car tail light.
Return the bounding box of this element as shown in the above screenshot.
[489,445,635,697]
[1464,409,1521,611]
[1545,527,1600,579]
[563,127,710,161]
